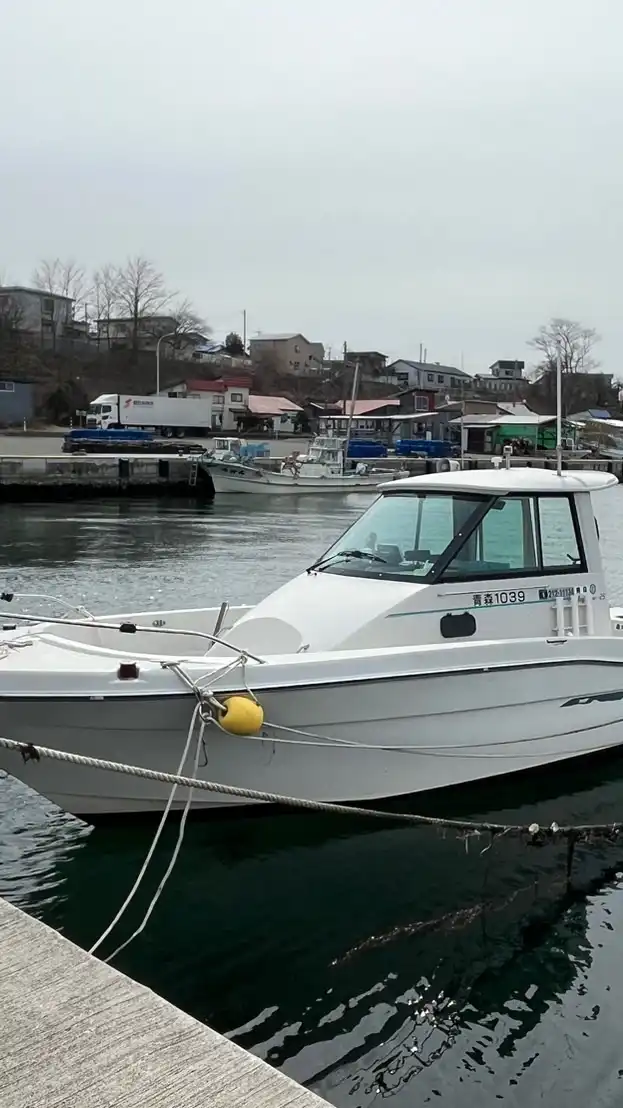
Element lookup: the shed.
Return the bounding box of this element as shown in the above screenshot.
[449,413,575,453]
[0,380,34,426]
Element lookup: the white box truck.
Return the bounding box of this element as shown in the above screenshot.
[86,394,215,436]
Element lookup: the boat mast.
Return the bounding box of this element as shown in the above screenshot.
[343,357,361,472]
[556,340,562,476]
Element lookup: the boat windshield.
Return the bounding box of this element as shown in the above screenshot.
[315,490,585,582]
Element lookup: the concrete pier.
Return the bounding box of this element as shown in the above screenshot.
[0,454,215,501]
[0,896,328,1107]
[0,443,621,501]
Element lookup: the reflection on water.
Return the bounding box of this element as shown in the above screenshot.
[2,488,623,1107]
[0,495,375,610]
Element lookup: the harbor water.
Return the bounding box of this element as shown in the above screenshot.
[3,490,623,1105]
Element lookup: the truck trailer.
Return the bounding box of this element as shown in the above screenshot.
[86,394,216,436]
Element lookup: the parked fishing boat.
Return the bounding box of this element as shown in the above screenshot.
[206,360,405,494]
[1,465,623,817]
[205,435,389,494]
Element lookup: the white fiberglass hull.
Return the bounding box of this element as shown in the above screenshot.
[3,640,623,815]
[208,463,383,494]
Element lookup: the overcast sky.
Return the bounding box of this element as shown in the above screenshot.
[2,0,622,373]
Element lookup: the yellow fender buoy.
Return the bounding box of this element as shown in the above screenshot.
[217,695,264,736]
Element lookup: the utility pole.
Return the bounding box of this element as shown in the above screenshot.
[342,341,349,410]
[242,309,247,350]
[460,377,466,465]
[155,331,176,395]
[556,341,563,476]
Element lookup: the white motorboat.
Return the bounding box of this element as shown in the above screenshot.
[2,466,623,817]
[205,436,393,494]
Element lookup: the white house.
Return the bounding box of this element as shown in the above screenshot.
[159,377,251,431]
[472,360,526,394]
[0,285,74,345]
[384,359,473,393]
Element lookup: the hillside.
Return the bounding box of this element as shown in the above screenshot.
[0,340,395,421]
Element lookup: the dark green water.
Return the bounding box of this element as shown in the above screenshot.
[3,490,623,1106]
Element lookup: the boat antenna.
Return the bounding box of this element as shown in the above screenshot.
[556,339,562,476]
[343,358,361,471]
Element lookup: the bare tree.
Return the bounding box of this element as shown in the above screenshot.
[114,257,173,355]
[164,297,211,353]
[92,264,120,349]
[171,297,208,335]
[32,258,89,317]
[529,317,600,376]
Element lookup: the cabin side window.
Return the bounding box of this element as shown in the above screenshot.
[537,496,582,569]
[441,496,538,580]
[439,494,585,582]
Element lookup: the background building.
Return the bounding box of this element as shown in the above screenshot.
[0,286,74,347]
[472,360,526,394]
[0,380,34,425]
[158,376,251,431]
[250,333,324,375]
[244,395,302,435]
[384,359,473,394]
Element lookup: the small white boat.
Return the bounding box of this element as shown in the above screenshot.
[206,436,388,494]
[2,466,623,817]
[208,436,249,462]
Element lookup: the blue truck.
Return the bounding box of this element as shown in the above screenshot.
[394,438,458,459]
[62,428,204,454]
[346,440,388,459]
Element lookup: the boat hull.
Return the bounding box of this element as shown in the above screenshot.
[3,653,623,815]
[207,464,383,494]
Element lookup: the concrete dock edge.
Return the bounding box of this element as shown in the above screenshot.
[0,896,330,1107]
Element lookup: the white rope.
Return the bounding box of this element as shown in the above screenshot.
[0,731,488,827]
[0,730,612,837]
[162,654,251,700]
[88,702,203,956]
[0,639,33,660]
[254,720,619,759]
[164,660,623,763]
[101,716,206,964]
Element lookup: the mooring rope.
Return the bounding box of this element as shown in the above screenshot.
[1,732,622,846]
[88,703,206,961]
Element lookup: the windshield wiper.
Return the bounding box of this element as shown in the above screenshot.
[307,549,388,574]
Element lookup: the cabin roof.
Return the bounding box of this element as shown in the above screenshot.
[379,468,618,495]
[447,413,554,427]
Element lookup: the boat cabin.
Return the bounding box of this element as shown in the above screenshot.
[293,436,346,477]
[236,468,618,651]
[210,437,246,460]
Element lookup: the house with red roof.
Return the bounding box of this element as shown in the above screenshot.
[159,376,252,431]
[246,394,303,434]
[158,377,303,434]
